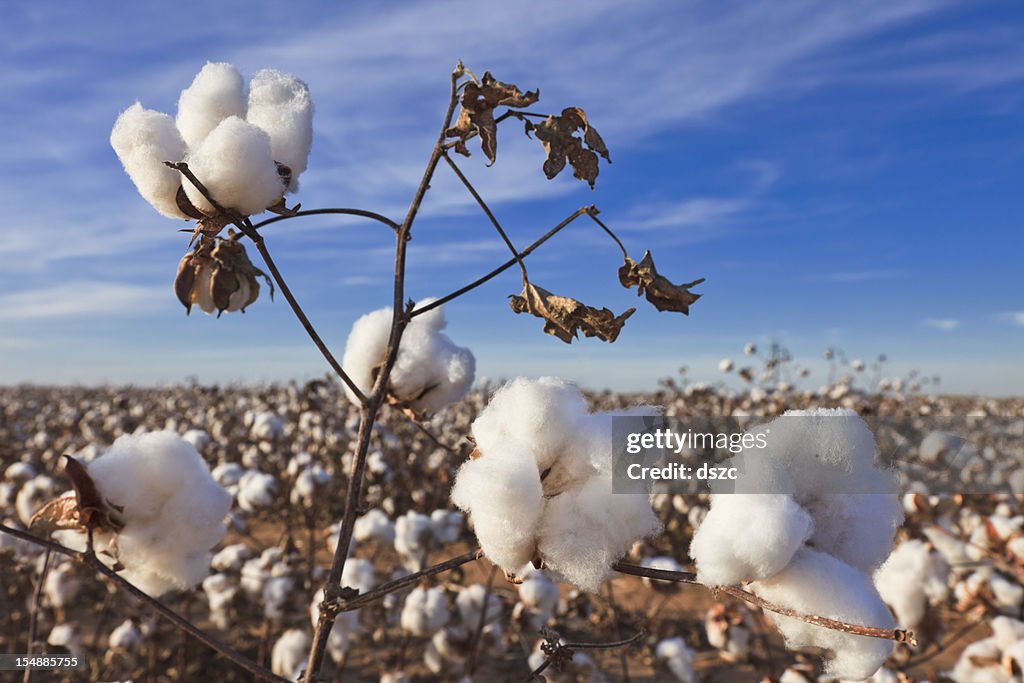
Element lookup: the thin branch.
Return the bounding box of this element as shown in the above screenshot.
[250,208,400,233]
[443,109,551,151]
[23,548,52,683]
[586,210,629,260]
[335,549,481,613]
[0,523,288,683]
[410,206,594,318]
[167,162,368,406]
[563,630,645,650]
[466,564,499,677]
[442,150,528,282]
[611,561,916,646]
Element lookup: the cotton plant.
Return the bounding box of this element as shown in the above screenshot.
[34,431,231,596]
[452,377,661,592]
[689,408,904,680]
[342,300,475,414]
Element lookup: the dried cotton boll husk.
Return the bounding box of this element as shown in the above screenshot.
[750,548,894,681]
[183,116,284,216]
[175,62,246,149]
[110,103,188,219]
[74,431,232,596]
[246,69,313,192]
[690,493,813,586]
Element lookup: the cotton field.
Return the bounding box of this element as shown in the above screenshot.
[1,375,1022,682]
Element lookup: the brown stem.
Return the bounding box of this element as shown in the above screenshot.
[442,150,528,283]
[0,524,288,683]
[585,210,629,259]
[337,549,481,613]
[466,564,499,677]
[410,206,595,318]
[304,62,465,683]
[611,561,916,645]
[22,548,51,683]
[250,208,400,233]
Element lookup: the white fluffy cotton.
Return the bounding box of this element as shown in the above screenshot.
[342,301,475,414]
[246,69,313,192]
[183,116,284,216]
[751,548,895,681]
[175,62,246,149]
[271,628,310,680]
[110,103,188,219]
[874,539,949,628]
[655,637,699,683]
[452,377,660,592]
[400,586,449,636]
[68,431,231,596]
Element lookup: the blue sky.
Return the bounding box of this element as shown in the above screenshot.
[1,1,1021,394]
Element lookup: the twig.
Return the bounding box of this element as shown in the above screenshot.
[466,564,499,677]
[335,549,481,613]
[524,628,645,682]
[611,561,916,645]
[442,150,528,282]
[250,208,400,233]
[0,524,288,683]
[410,206,594,318]
[22,548,51,683]
[585,210,628,259]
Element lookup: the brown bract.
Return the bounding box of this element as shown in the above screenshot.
[526,107,610,189]
[445,72,539,163]
[509,282,634,344]
[619,250,705,315]
[29,455,125,536]
[174,234,272,316]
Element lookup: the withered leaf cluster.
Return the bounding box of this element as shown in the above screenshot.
[525,107,610,189]
[30,455,124,536]
[509,282,635,344]
[446,72,539,163]
[619,250,705,315]
[175,235,272,316]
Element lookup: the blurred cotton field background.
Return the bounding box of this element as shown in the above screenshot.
[2,364,1023,682]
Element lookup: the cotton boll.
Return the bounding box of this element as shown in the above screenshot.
[640,556,687,590]
[246,69,313,192]
[801,492,903,573]
[341,308,392,404]
[394,511,435,570]
[704,603,752,661]
[989,573,1024,613]
[211,543,253,573]
[203,573,239,629]
[271,628,310,680]
[212,462,245,488]
[342,558,377,596]
[456,584,502,627]
[264,574,295,620]
[354,508,396,545]
[237,470,278,512]
[251,412,285,441]
[400,586,449,636]
[5,462,37,484]
[750,548,894,681]
[537,473,660,592]
[309,588,361,664]
[690,493,813,585]
[182,429,211,451]
[77,431,231,596]
[48,624,84,659]
[175,62,246,149]
[949,637,1008,683]
[430,509,463,544]
[183,117,284,216]
[16,475,57,525]
[110,103,188,218]
[991,616,1024,650]
[44,560,81,611]
[874,539,949,628]
[655,637,699,683]
[451,449,545,572]
[108,619,143,651]
[515,569,559,628]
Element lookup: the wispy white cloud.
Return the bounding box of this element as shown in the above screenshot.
[0,281,165,320]
[924,318,959,331]
[622,198,751,233]
[995,311,1024,327]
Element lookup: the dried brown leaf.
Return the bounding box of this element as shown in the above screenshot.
[63,454,124,533]
[445,72,539,164]
[528,107,611,189]
[619,250,705,315]
[29,494,81,535]
[509,282,634,343]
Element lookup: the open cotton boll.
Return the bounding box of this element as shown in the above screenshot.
[874,539,949,628]
[354,508,395,545]
[182,116,284,216]
[271,628,310,680]
[451,448,544,571]
[538,473,660,592]
[690,493,812,585]
[309,588,361,664]
[110,103,188,219]
[655,637,699,683]
[175,62,246,149]
[81,431,231,596]
[750,548,894,681]
[342,558,377,596]
[246,69,313,192]
[430,509,464,544]
[108,619,143,651]
[800,492,903,574]
[400,586,449,636]
[394,510,434,570]
[456,584,502,626]
[237,470,278,512]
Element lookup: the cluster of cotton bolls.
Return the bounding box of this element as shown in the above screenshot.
[690,408,904,680]
[342,301,476,414]
[452,377,661,592]
[111,61,313,219]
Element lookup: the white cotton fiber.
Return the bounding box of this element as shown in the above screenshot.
[110,103,188,219]
[175,62,246,149]
[183,116,284,216]
[874,539,949,628]
[457,584,502,626]
[690,493,812,586]
[800,492,903,574]
[400,586,449,636]
[750,548,894,681]
[451,450,544,570]
[538,473,660,592]
[655,637,698,683]
[353,508,395,545]
[247,69,313,192]
[82,431,231,596]
[342,301,475,414]
[271,628,310,680]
